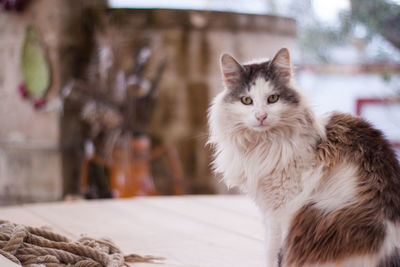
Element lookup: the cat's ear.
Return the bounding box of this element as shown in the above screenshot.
[270,48,292,83]
[220,53,244,89]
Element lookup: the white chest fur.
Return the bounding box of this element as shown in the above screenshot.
[208,91,325,212]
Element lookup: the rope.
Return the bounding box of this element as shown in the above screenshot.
[0,220,164,266]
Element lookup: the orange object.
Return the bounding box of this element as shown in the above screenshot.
[110,136,156,197]
[80,135,186,198]
[151,145,185,195]
[80,136,157,198]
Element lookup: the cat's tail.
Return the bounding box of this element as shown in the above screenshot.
[378,247,400,267]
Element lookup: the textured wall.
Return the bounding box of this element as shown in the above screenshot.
[0,5,296,203]
[102,9,297,193]
[0,0,106,204]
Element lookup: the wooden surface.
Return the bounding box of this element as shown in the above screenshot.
[0,255,20,267]
[0,195,265,267]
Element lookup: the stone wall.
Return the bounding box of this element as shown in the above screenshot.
[102,9,297,193]
[0,0,106,204]
[0,4,296,203]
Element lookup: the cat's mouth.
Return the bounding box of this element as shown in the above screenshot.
[251,123,269,131]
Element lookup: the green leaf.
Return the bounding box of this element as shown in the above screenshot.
[22,26,50,98]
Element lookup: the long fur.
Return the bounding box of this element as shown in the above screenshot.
[208,49,400,267]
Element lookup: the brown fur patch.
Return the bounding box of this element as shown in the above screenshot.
[378,248,400,267]
[283,202,386,266]
[317,112,400,221]
[283,112,400,266]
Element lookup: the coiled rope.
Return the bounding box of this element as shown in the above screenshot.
[0,220,164,266]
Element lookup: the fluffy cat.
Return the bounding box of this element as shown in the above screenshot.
[207,48,400,267]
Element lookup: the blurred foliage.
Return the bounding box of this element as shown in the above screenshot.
[300,25,346,63]
[350,0,400,50]
[287,0,400,63]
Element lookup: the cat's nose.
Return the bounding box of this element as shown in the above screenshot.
[256,113,267,122]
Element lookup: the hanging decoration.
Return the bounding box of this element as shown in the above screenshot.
[19,25,51,109]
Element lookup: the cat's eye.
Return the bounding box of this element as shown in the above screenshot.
[241,96,253,105]
[267,95,279,104]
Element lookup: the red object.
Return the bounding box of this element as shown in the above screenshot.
[355,98,388,116]
[33,97,46,109]
[18,83,29,98]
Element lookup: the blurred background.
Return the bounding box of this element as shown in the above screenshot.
[0,0,399,205]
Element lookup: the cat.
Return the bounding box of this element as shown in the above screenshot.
[207,48,400,267]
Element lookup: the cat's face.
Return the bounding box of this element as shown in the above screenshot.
[218,48,301,132]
